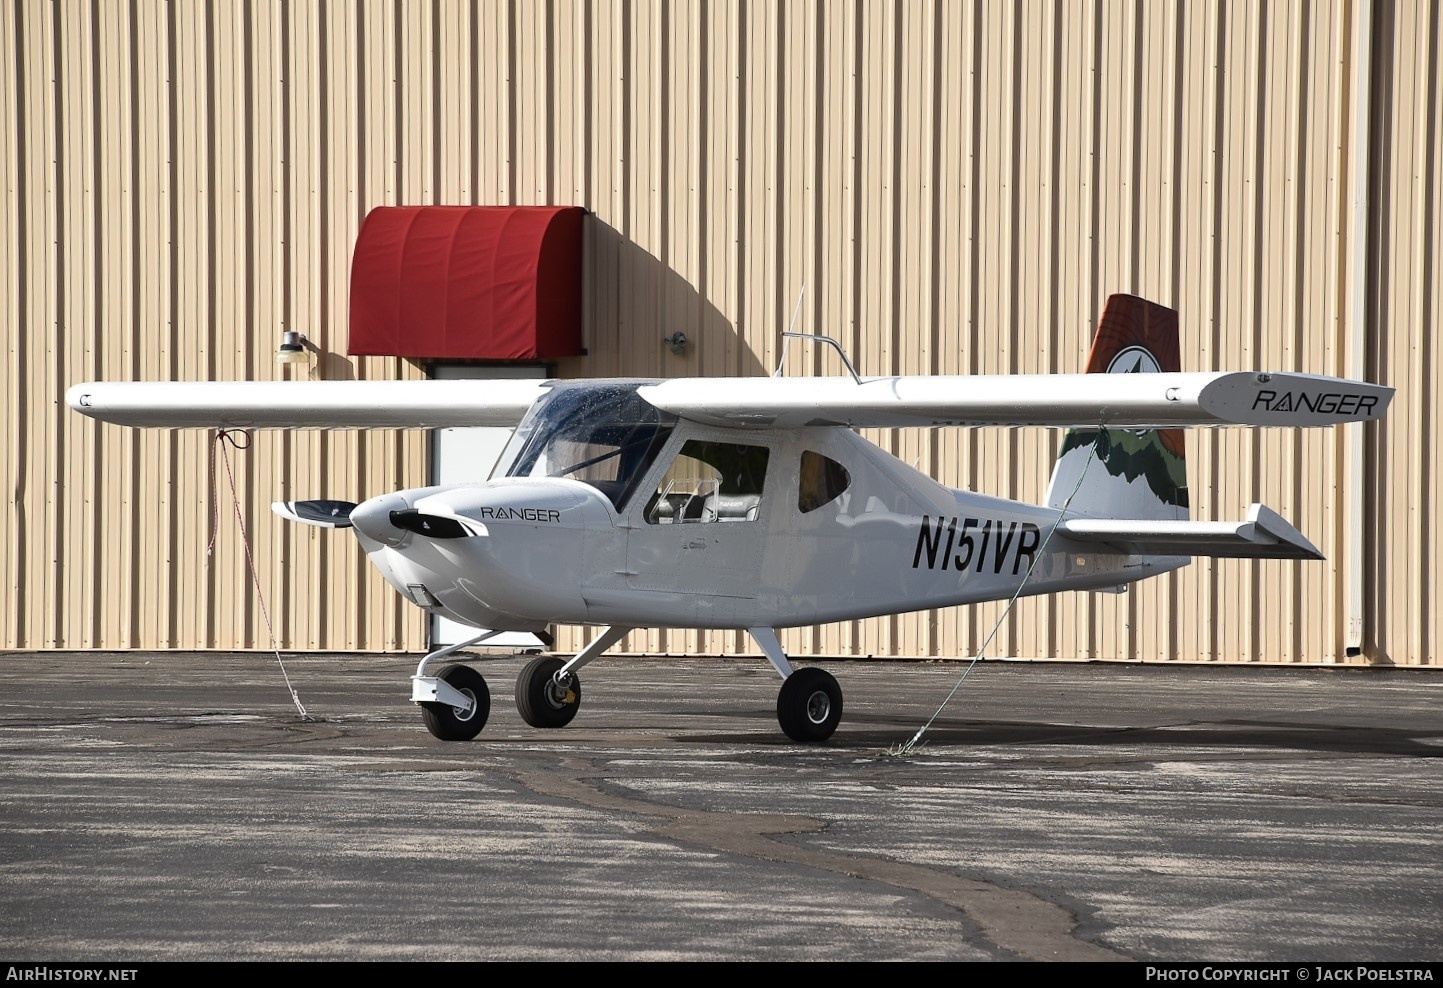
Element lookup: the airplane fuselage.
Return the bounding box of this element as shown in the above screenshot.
[350,422,1181,633]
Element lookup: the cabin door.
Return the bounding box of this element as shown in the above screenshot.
[624,435,772,612]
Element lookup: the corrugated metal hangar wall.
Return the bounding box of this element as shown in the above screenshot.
[4,1,1438,664]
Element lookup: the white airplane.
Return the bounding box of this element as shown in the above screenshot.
[68,294,1392,743]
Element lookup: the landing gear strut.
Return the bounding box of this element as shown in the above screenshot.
[409,625,846,742]
[411,625,634,740]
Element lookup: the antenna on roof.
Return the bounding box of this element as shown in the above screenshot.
[773,286,806,378]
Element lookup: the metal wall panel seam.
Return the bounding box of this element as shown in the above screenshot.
[2,0,20,648]
[1429,0,1443,664]
[1406,0,1436,666]
[60,0,92,650]
[15,2,33,643]
[1376,2,1412,665]
[16,0,40,646]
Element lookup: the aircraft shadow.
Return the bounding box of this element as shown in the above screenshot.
[690,715,1443,758]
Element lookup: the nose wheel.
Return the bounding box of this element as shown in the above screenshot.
[419,663,491,741]
[516,656,583,728]
[776,667,843,742]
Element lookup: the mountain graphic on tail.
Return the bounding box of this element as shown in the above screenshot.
[1047,294,1189,519]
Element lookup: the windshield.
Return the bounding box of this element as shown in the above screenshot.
[493,381,676,510]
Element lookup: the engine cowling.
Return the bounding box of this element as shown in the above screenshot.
[349,478,614,630]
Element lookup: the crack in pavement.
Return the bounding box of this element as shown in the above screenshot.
[516,759,1129,962]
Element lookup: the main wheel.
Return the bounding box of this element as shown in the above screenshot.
[420,664,490,741]
[516,656,582,729]
[776,667,843,742]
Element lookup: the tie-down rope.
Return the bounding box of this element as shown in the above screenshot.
[207,429,311,721]
[895,429,1105,755]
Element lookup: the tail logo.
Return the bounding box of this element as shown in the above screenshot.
[1106,346,1161,376]
[1108,346,1162,438]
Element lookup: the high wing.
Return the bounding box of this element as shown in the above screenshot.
[639,372,1393,429]
[65,380,549,429]
[67,371,1392,432]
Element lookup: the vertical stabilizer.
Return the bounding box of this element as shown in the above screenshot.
[1046,295,1189,521]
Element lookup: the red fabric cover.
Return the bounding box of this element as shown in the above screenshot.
[347,205,583,360]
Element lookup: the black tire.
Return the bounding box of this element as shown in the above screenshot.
[515,656,582,729]
[420,664,490,741]
[776,667,843,742]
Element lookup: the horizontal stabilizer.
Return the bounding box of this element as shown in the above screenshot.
[67,380,549,430]
[272,499,358,529]
[1057,504,1323,560]
[640,372,1392,430]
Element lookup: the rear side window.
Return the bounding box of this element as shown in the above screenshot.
[798,451,850,513]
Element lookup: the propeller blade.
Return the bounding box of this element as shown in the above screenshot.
[271,499,358,529]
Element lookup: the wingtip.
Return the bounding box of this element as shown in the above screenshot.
[1201,373,1393,426]
[65,383,95,413]
[1247,503,1323,559]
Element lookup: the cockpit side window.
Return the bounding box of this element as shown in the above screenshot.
[798,450,850,513]
[645,440,770,525]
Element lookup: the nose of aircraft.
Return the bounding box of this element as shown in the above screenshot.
[349,492,412,547]
[346,479,605,628]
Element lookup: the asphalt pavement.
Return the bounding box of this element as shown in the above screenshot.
[1,650,1440,962]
